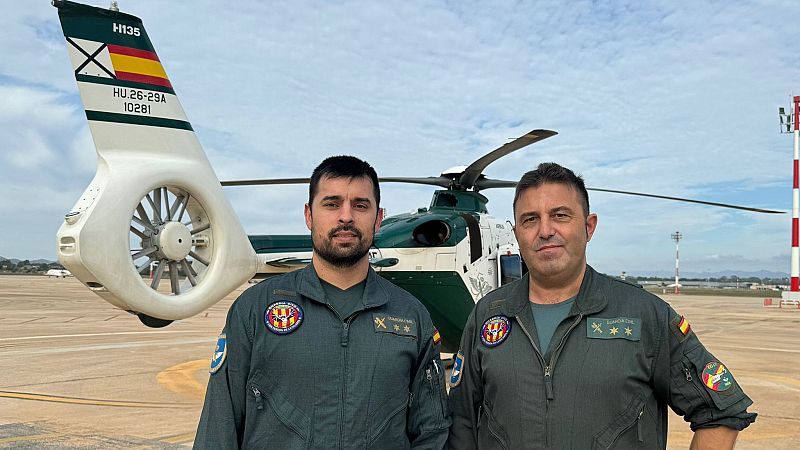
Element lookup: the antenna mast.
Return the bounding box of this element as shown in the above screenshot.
[778,97,800,302]
[671,231,682,294]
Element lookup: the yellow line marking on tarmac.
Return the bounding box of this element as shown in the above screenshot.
[0,330,200,342]
[156,359,208,400]
[0,433,59,444]
[0,390,193,408]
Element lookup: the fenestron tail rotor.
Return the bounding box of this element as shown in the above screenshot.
[129,187,214,297]
[54,0,258,326]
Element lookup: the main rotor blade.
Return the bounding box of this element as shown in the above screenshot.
[473,177,518,190]
[586,187,784,214]
[459,129,557,188]
[476,178,782,213]
[379,177,453,188]
[221,177,310,187]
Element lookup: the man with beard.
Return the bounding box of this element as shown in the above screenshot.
[194,156,450,450]
[447,163,755,449]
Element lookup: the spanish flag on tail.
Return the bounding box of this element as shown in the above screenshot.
[55,0,190,130]
[107,44,171,88]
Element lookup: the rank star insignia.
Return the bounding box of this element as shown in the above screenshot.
[587,317,641,341]
[372,314,417,338]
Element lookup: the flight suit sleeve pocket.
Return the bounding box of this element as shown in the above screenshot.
[673,344,746,423]
[245,370,311,448]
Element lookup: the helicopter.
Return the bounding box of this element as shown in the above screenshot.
[52,1,781,352]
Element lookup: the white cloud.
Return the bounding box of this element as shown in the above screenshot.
[0,0,795,273]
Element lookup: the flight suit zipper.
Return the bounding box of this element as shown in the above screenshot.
[251,385,264,410]
[327,303,357,450]
[516,313,584,448]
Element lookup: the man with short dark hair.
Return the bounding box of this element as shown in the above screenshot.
[447,162,756,449]
[195,155,450,449]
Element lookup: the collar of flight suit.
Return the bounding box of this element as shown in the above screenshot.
[294,262,391,311]
[501,264,609,319]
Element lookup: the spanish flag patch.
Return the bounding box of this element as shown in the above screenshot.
[432,328,441,345]
[678,316,691,335]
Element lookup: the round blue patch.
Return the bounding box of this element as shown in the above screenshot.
[450,351,465,388]
[209,333,227,374]
[481,315,511,347]
[265,301,304,335]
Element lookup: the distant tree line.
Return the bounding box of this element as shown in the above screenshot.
[623,275,789,285]
[0,260,62,274]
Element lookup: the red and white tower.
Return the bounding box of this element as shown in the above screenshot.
[780,96,800,301]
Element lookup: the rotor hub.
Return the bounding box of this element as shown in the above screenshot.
[153,221,192,261]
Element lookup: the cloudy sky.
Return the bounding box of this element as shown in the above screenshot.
[2,0,796,276]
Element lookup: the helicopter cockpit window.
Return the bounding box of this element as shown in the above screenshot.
[413,220,451,246]
[500,254,523,285]
[434,193,458,208]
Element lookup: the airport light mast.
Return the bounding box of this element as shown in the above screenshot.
[778,97,800,302]
[672,231,682,294]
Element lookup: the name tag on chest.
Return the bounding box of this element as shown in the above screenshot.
[373,313,417,338]
[587,317,641,341]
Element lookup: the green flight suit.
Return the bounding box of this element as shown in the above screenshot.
[448,265,756,449]
[194,264,450,449]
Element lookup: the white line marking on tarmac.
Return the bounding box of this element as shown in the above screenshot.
[716,344,800,354]
[0,330,201,342]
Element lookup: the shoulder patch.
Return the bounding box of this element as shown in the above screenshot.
[265,301,304,335]
[586,317,641,341]
[670,314,692,342]
[701,361,734,392]
[432,327,441,345]
[209,333,227,374]
[450,351,464,388]
[481,315,511,347]
[373,313,417,338]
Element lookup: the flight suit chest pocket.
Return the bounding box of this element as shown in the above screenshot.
[244,370,311,449]
[678,345,745,414]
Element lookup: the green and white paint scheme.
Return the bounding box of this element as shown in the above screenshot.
[54,1,778,345]
[250,189,528,351]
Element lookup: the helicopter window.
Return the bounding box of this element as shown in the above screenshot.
[435,193,458,208]
[500,254,523,285]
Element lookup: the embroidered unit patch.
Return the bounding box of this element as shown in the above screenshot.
[265,301,304,335]
[450,351,464,388]
[481,315,511,347]
[701,361,734,392]
[209,333,227,374]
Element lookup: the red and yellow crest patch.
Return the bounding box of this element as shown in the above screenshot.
[264,301,304,335]
[481,315,511,347]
